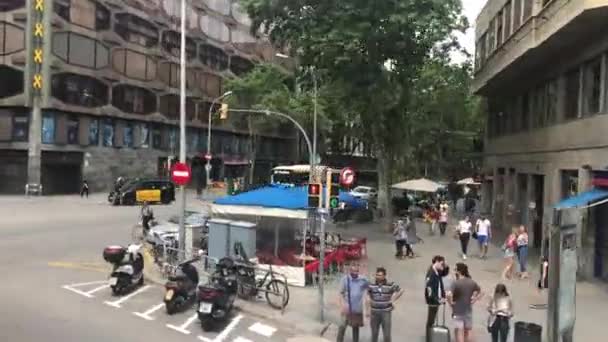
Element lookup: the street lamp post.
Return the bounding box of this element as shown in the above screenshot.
[205,91,233,192]
[178,0,187,260]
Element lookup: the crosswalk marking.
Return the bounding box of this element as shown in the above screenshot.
[105,285,151,308]
[248,322,276,337]
[133,303,165,321]
[167,313,198,334]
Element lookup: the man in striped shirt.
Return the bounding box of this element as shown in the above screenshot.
[365,267,404,342]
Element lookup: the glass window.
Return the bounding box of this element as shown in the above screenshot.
[504,2,512,39]
[51,73,108,107]
[112,85,156,114]
[158,62,180,88]
[565,68,580,119]
[67,116,79,144]
[89,118,99,145]
[42,113,56,144]
[169,127,177,151]
[151,126,162,149]
[102,118,114,147]
[114,13,159,48]
[513,0,521,29]
[53,0,110,31]
[111,49,157,81]
[12,113,28,141]
[161,31,196,59]
[496,11,503,47]
[487,18,495,53]
[584,58,601,116]
[523,0,533,21]
[199,43,228,70]
[546,80,558,125]
[230,56,254,76]
[123,123,134,147]
[140,123,149,148]
[0,65,24,98]
[0,0,25,12]
[52,32,109,69]
[206,0,230,15]
[199,15,229,42]
[0,21,25,55]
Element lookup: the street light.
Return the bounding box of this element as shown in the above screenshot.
[205,91,233,190]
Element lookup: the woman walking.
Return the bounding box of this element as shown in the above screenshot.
[456,216,472,260]
[487,284,513,342]
[501,229,517,280]
[517,225,529,279]
[393,219,407,259]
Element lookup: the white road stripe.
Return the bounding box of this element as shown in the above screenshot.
[62,285,94,298]
[233,337,253,342]
[133,303,165,321]
[167,313,198,335]
[85,284,109,296]
[213,314,243,342]
[64,280,108,288]
[104,285,151,308]
[248,322,277,337]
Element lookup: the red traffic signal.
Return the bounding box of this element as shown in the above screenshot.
[308,183,322,208]
[308,183,321,196]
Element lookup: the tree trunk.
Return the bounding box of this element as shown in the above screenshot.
[376,148,393,232]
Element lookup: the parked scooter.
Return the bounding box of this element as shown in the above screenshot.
[164,257,200,315]
[103,244,144,295]
[197,257,238,331]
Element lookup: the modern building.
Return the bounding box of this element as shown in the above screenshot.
[0,0,298,195]
[474,0,608,281]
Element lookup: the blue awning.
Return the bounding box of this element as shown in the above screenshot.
[554,188,608,210]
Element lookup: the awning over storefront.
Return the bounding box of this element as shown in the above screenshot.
[554,188,608,210]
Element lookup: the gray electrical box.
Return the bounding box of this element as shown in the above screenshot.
[207,218,256,261]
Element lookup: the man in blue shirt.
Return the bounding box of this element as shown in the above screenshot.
[337,263,369,342]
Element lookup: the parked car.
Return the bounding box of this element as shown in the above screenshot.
[146,210,209,249]
[350,186,378,200]
[109,179,175,206]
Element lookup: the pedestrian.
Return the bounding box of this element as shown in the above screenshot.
[501,228,518,280]
[537,256,549,295]
[337,263,369,342]
[516,225,529,279]
[447,263,482,342]
[475,215,492,259]
[425,255,447,342]
[429,206,439,236]
[487,283,513,342]
[392,220,407,259]
[80,180,89,198]
[366,267,404,342]
[141,201,154,233]
[456,216,472,260]
[439,204,449,236]
[405,215,420,258]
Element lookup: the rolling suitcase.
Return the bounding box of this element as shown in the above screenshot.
[429,305,451,342]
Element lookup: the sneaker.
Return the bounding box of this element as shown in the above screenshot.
[463,254,467,260]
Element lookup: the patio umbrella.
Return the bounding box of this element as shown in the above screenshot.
[391,178,443,193]
[457,177,481,185]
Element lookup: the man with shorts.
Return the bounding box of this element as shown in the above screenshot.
[447,263,482,342]
[475,216,491,259]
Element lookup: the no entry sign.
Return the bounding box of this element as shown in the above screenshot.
[171,162,191,186]
[340,167,355,187]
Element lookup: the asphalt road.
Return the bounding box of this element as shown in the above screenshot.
[0,193,293,342]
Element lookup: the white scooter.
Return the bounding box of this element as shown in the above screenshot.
[103,244,144,295]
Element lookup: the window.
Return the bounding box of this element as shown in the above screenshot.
[206,0,231,15]
[159,95,195,120]
[0,21,25,55]
[0,0,25,12]
[161,31,196,59]
[158,62,180,88]
[67,116,79,144]
[169,127,177,151]
[487,19,495,53]
[0,66,24,98]
[140,123,150,148]
[565,68,580,120]
[199,15,230,42]
[546,80,558,125]
[230,56,254,76]
[198,72,223,98]
[102,118,114,147]
[476,33,487,70]
[533,85,546,128]
[151,125,162,149]
[111,49,157,81]
[53,0,110,31]
[89,119,99,145]
[51,73,108,107]
[114,13,159,48]
[523,0,533,21]
[199,43,228,70]
[521,93,530,131]
[496,11,503,47]
[52,32,109,69]
[504,2,512,39]
[123,122,134,148]
[41,113,56,144]
[513,0,521,29]
[112,85,156,114]
[583,58,601,116]
[12,113,28,141]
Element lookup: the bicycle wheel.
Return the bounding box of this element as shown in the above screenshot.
[265,279,289,310]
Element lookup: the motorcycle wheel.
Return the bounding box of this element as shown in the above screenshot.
[200,318,214,332]
[165,300,178,315]
[111,286,122,296]
[138,274,144,286]
[265,279,289,310]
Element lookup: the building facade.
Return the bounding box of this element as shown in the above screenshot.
[0,0,298,195]
[474,0,608,280]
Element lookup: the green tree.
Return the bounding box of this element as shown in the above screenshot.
[241,0,466,222]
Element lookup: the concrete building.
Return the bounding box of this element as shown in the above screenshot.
[0,0,298,195]
[474,0,608,280]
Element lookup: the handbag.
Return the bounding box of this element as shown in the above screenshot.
[486,313,496,332]
[472,232,478,240]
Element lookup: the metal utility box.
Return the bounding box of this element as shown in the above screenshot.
[207,218,256,261]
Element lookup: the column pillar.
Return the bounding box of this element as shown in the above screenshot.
[578,167,593,279]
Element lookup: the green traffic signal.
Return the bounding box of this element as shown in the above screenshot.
[329,197,339,208]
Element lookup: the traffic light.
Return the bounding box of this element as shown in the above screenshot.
[308,183,322,208]
[329,184,340,209]
[219,103,229,119]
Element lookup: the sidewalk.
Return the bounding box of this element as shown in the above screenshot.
[281,219,607,342]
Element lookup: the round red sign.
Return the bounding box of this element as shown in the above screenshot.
[340,167,355,187]
[171,162,191,186]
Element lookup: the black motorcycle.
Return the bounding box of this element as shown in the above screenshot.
[197,257,238,331]
[164,258,199,315]
[103,245,144,296]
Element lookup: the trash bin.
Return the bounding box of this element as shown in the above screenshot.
[514,321,542,342]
